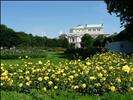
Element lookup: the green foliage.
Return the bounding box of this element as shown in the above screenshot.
[0,49,47,59]
[58,38,69,48]
[68,43,75,49]
[1,51,66,65]
[100,92,133,100]
[0,24,20,47]
[81,34,93,48]
[104,0,133,41]
[104,0,133,28]
[0,24,69,48]
[1,90,133,100]
[64,48,106,60]
[104,32,133,43]
[1,91,33,100]
[94,35,106,47]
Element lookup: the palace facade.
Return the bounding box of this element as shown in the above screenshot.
[67,24,109,48]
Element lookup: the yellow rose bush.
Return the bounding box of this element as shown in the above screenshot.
[1,52,133,95]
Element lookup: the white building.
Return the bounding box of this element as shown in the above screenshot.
[67,24,109,48]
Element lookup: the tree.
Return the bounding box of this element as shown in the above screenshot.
[58,38,69,48]
[104,0,133,29]
[17,32,32,46]
[0,24,71,48]
[93,35,106,47]
[81,34,93,48]
[0,24,20,47]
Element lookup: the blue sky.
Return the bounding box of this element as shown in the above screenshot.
[1,1,123,38]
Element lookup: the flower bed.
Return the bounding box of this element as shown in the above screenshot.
[1,52,133,95]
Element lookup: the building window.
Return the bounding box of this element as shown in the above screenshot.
[97,29,100,31]
[88,29,91,31]
[72,37,74,42]
[93,29,96,31]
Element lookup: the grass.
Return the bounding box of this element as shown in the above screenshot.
[1,91,33,100]
[1,51,67,65]
[0,49,47,59]
[1,90,133,100]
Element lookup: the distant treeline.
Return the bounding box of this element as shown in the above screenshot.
[1,24,132,49]
[0,24,69,48]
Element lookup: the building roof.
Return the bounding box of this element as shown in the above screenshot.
[72,24,103,29]
[86,24,103,28]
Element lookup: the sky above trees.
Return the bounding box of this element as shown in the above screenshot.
[1,1,123,38]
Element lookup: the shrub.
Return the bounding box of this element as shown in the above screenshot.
[1,52,133,95]
[64,47,108,59]
[0,49,47,59]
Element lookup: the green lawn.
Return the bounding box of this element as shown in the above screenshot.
[1,90,133,100]
[1,51,67,65]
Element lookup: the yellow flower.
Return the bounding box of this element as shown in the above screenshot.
[62,73,66,76]
[9,64,12,67]
[1,76,8,80]
[38,60,43,65]
[103,70,107,74]
[116,77,121,83]
[25,71,30,74]
[26,82,30,86]
[48,81,53,85]
[73,85,79,89]
[19,76,23,79]
[7,79,13,86]
[51,74,56,78]
[1,83,3,86]
[72,70,76,73]
[18,56,21,59]
[44,76,49,80]
[69,75,74,79]
[89,76,96,80]
[130,87,133,91]
[2,71,8,76]
[122,65,130,73]
[109,66,113,70]
[96,66,100,71]
[78,69,80,72]
[19,83,23,87]
[82,83,86,89]
[56,78,59,81]
[43,87,47,91]
[18,69,23,73]
[38,77,43,81]
[98,73,103,78]
[25,76,30,81]
[25,56,28,58]
[130,68,133,73]
[110,86,116,92]
[86,62,91,65]
[36,69,40,72]
[74,73,78,77]
[1,77,5,80]
[54,86,58,90]
[1,63,4,66]
[95,83,101,87]
[61,69,64,73]
[48,69,51,72]
[101,77,106,81]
